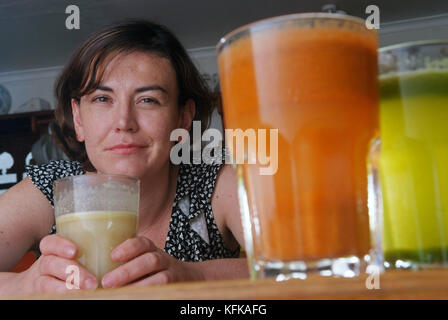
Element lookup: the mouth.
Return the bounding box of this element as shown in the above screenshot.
[106,144,147,155]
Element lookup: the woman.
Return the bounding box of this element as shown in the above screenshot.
[0,20,247,295]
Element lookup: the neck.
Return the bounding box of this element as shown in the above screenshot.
[138,161,179,228]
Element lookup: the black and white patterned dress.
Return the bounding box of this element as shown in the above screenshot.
[25,160,240,262]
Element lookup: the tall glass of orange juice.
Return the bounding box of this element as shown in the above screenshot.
[217,13,379,279]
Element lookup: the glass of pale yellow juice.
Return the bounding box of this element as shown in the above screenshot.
[369,40,448,270]
[54,174,139,285]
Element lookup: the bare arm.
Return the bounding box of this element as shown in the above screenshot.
[211,164,246,254]
[0,179,98,296]
[186,258,248,281]
[0,177,54,272]
[206,163,249,279]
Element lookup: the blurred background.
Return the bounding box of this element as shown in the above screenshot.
[1,0,448,195]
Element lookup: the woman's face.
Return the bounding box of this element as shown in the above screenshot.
[72,51,195,178]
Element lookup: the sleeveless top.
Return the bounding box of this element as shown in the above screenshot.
[25,159,240,262]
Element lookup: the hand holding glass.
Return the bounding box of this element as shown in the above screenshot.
[54,174,139,286]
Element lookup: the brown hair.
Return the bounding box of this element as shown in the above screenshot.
[54,20,213,167]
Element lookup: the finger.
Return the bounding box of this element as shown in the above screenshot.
[128,270,173,287]
[39,234,77,259]
[36,275,70,294]
[111,237,157,262]
[39,255,98,290]
[101,252,167,289]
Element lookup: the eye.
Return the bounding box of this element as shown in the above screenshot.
[92,96,110,103]
[138,97,160,105]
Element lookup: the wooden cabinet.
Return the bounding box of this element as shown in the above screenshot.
[0,110,55,193]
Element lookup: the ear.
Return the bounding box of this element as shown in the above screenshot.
[71,98,85,142]
[178,99,196,132]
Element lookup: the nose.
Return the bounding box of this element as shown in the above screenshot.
[114,100,138,133]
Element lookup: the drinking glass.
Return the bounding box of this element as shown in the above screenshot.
[369,40,448,270]
[217,13,379,279]
[54,174,139,283]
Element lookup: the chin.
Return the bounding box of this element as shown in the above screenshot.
[93,160,146,179]
[113,165,146,179]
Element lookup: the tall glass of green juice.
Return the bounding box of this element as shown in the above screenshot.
[370,40,448,270]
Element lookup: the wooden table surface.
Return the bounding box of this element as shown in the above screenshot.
[4,269,448,300]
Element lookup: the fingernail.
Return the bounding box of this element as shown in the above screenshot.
[65,247,76,257]
[84,277,98,290]
[113,249,124,260]
[102,276,113,289]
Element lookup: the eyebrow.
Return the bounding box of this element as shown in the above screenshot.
[97,85,168,94]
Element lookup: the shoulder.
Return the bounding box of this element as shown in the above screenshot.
[178,161,243,252]
[179,146,231,188]
[176,151,226,201]
[0,176,56,267]
[25,160,85,206]
[176,146,238,223]
[26,160,84,178]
